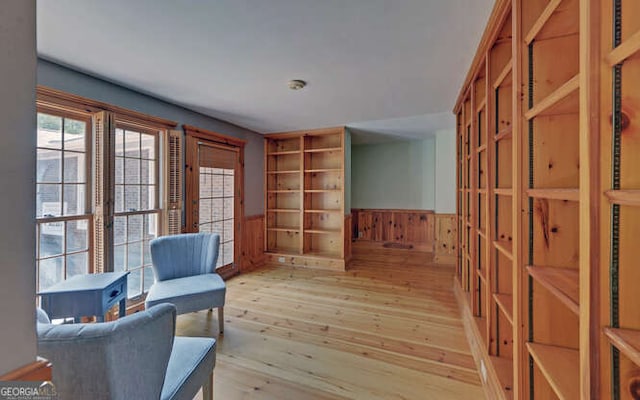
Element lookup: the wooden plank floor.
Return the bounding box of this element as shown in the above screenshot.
[178,243,484,400]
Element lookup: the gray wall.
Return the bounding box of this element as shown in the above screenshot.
[434,130,457,214]
[351,139,436,210]
[0,0,37,375]
[37,60,265,216]
[344,129,352,213]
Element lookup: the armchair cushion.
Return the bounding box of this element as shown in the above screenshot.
[146,274,226,315]
[162,337,216,400]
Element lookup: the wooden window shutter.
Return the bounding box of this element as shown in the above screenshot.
[92,111,116,273]
[163,129,183,235]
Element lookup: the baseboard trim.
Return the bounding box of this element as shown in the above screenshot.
[453,278,511,400]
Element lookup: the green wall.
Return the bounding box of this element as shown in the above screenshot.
[351,138,435,210]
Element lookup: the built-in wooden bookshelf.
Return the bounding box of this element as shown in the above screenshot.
[453,0,624,398]
[264,128,348,270]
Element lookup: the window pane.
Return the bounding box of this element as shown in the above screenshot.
[39,222,64,257]
[115,185,124,213]
[127,214,143,242]
[140,186,156,210]
[37,149,62,183]
[211,221,223,238]
[115,129,125,156]
[128,243,142,269]
[124,186,140,211]
[223,173,234,193]
[224,218,234,242]
[114,216,126,245]
[63,152,85,183]
[67,252,88,278]
[125,130,140,157]
[143,266,154,292]
[199,172,211,199]
[199,198,212,225]
[39,257,64,291]
[140,134,156,160]
[144,214,157,241]
[63,184,86,215]
[125,158,140,185]
[212,199,223,221]
[127,269,142,298]
[141,160,155,185]
[216,251,223,269]
[115,157,124,184]
[37,113,62,149]
[66,220,88,253]
[143,240,152,266]
[212,175,224,198]
[222,241,234,266]
[37,184,62,217]
[114,244,126,271]
[63,118,86,152]
[223,197,234,220]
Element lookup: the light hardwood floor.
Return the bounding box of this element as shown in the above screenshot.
[178,243,484,400]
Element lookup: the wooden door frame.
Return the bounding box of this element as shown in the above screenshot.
[184,126,245,280]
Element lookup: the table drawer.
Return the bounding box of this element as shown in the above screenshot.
[102,278,127,310]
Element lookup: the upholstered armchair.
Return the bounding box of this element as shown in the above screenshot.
[145,233,226,334]
[36,304,216,400]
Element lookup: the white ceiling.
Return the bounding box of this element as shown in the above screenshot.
[37,0,493,138]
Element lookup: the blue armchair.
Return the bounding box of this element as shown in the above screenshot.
[36,304,216,400]
[145,233,226,334]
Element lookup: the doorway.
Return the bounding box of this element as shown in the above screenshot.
[185,130,244,278]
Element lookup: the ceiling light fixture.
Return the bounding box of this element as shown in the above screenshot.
[288,79,307,90]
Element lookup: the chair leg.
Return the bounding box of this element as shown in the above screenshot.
[218,307,224,334]
[202,371,213,400]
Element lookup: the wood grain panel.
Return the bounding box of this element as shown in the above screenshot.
[435,214,457,264]
[352,209,435,252]
[241,215,265,273]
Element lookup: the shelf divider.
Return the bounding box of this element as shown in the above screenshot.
[604,328,640,368]
[605,190,640,207]
[495,126,513,142]
[526,343,579,400]
[527,265,579,315]
[525,75,579,120]
[606,29,640,66]
[492,59,513,89]
[524,0,563,45]
[494,293,513,325]
[526,188,579,202]
[493,240,513,260]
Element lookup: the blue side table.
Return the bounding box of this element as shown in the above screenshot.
[38,272,130,322]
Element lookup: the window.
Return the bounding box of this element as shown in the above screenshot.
[113,126,160,299]
[36,88,183,307]
[36,111,91,291]
[198,166,234,268]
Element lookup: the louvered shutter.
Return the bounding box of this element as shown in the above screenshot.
[164,129,183,234]
[92,111,116,273]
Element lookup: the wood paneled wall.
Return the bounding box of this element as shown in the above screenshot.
[351,209,435,252]
[240,215,265,272]
[344,214,352,264]
[434,214,457,264]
